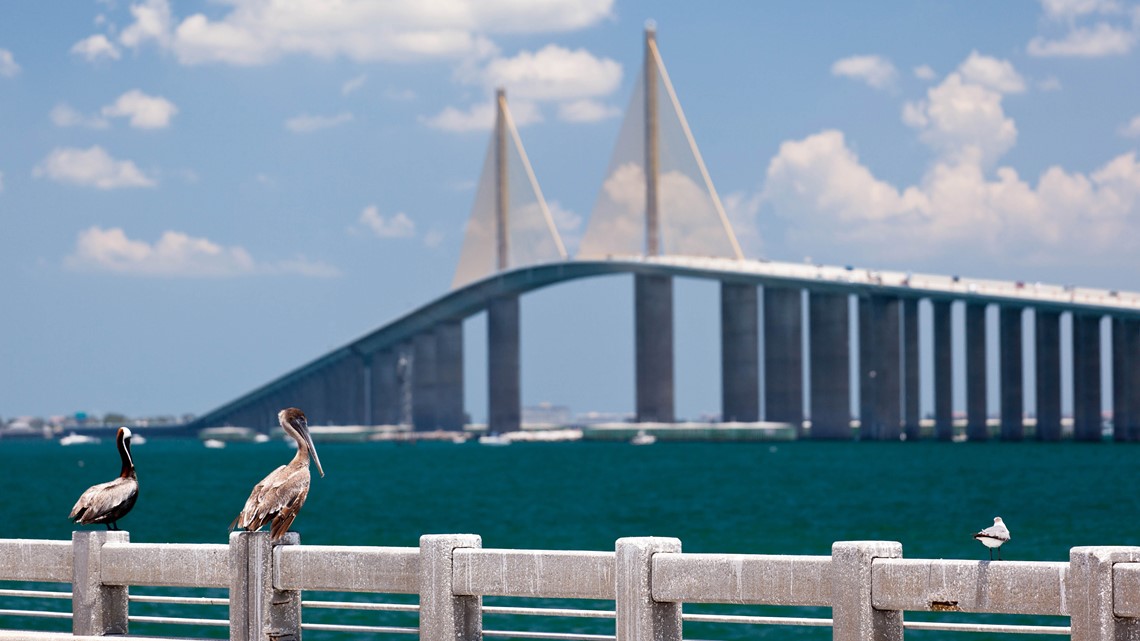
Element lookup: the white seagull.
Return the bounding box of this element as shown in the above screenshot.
[973,516,1010,560]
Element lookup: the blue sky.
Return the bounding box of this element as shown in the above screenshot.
[2,1,1139,422]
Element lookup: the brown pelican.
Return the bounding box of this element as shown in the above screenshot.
[69,427,138,530]
[231,408,324,539]
[974,516,1011,560]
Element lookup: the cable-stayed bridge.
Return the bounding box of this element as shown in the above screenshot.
[187,27,1140,442]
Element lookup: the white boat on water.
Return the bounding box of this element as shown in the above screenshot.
[630,430,657,446]
[478,433,511,446]
[60,433,100,446]
[203,439,226,449]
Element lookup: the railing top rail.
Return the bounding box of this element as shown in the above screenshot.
[652,552,833,606]
[101,542,229,589]
[454,548,616,600]
[275,544,420,593]
[0,539,72,584]
[871,557,1070,616]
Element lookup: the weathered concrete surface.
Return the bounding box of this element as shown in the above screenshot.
[102,542,228,588]
[229,531,300,641]
[276,545,419,593]
[0,539,71,583]
[652,553,832,606]
[1069,547,1140,641]
[454,549,615,599]
[72,530,129,636]
[616,537,681,641]
[832,541,903,641]
[420,534,482,641]
[1114,562,1140,617]
[872,558,1068,615]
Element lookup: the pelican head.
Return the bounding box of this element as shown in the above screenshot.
[279,408,323,477]
[117,426,134,476]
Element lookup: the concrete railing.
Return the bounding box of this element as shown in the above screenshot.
[2,533,1140,641]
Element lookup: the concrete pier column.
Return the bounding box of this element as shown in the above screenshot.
[831,541,903,641]
[489,295,521,433]
[932,300,954,441]
[635,273,674,423]
[229,531,301,641]
[1068,547,1140,641]
[859,295,902,441]
[902,299,920,440]
[72,530,129,636]
[810,291,851,439]
[372,348,400,426]
[763,286,804,429]
[615,537,682,641]
[412,332,438,430]
[436,320,465,431]
[999,306,1024,440]
[1073,313,1102,441]
[419,534,482,641]
[721,282,759,422]
[1035,310,1062,441]
[1111,317,1140,442]
[965,302,988,441]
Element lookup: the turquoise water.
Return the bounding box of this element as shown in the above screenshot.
[2,438,1138,639]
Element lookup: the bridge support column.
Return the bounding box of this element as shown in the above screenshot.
[1073,313,1102,441]
[1112,317,1140,442]
[1000,306,1024,441]
[902,299,920,440]
[764,286,803,430]
[436,321,465,431]
[809,292,851,439]
[965,302,988,441]
[635,274,674,423]
[932,300,953,441]
[859,295,902,441]
[412,332,438,430]
[721,282,759,422]
[1035,310,1062,441]
[372,348,400,426]
[489,295,521,433]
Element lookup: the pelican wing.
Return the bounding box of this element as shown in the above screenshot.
[232,463,311,538]
[69,477,139,525]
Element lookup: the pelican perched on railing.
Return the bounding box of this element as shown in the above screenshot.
[231,408,324,539]
[69,426,138,530]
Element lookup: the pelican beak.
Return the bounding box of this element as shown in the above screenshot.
[303,429,324,478]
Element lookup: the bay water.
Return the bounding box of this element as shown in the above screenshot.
[2,438,1137,639]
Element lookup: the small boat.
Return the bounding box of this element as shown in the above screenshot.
[478,433,511,446]
[203,439,226,449]
[630,430,657,446]
[61,433,101,446]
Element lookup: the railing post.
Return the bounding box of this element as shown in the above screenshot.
[72,530,130,635]
[229,531,301,641]
[832,541,903,641]
[1069,546,1140,641]
[419,534,482,641]
[615,537,682,641]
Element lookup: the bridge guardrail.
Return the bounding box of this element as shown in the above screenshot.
[1,533,1138,640]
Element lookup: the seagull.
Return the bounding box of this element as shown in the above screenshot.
[69,427,138,530]
[231,408,324,540]
[974,516,1010,560]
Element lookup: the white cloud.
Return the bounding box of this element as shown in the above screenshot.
[50,103,110,129]
[285,112,354,133]
[956,51,1026,94]
[423,229,445,248]
[557,99,620,123]
[1039,0,1121,20]
[66,226,339,277]
[342,74,367,95]
[830,54,897,90]
[1028,22,1136,56]
[902,73,1017,166]
[358,205,415,238]
[0,48,19,77]
[34,146,155,189]
[1122,114,1140,137]
[71,34,121,62]
[913,65,936,81]
[421,99,541,132]
[116,0,612,66]
[480,45,622,101]
[101,90,179,129]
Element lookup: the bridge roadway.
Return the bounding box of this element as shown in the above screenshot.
[186,255,1140,441]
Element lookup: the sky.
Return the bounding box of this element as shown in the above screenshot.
[2,1,1140,423]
